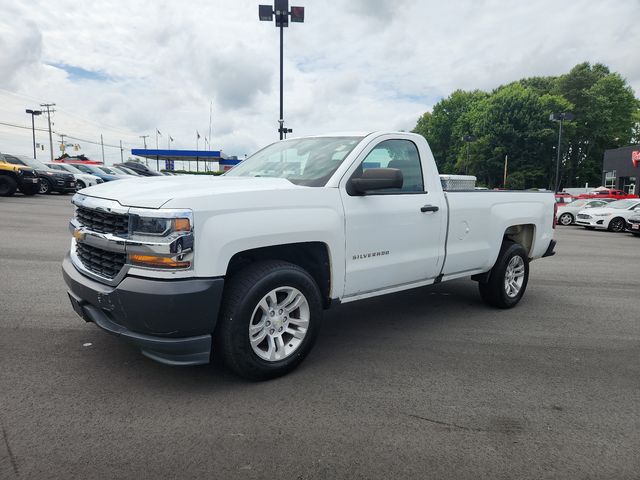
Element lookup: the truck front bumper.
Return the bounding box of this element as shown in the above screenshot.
[62,253,224,366]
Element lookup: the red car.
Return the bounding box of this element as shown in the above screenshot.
[576,189,638,200]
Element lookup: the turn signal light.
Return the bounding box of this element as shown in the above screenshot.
[129,254,190,269]
[174,218,191,232]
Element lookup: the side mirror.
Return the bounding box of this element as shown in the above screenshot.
[349,168,403,195]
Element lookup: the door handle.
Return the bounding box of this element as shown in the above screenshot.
[420,205,439,213]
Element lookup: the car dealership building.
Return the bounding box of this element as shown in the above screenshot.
[602,145,640,194]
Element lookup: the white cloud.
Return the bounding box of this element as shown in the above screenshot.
[0,0,638,166]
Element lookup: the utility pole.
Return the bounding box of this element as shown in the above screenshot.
[100,134,105,165]
[40,103,56,160]
[119,140,124,162]
[503,154,508,188]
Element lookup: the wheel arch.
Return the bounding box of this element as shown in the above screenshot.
[504,223,536,257]
[226,242,333,308]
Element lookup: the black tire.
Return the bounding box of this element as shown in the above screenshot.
[76,180,86,191]
[478,241,529,309]
[216,260,322,380]
[558,212,573,226]
[38,178,51,194]
[18,183,39,196]
[0,176,18,197]
[632,232,640,237]
[608,217,625,233]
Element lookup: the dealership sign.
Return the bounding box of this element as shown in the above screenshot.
[633,150,640,168]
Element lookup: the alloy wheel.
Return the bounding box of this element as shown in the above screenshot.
[504,255,525,298]
[249,286,310,362]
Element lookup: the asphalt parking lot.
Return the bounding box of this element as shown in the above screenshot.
[1,193,639,480]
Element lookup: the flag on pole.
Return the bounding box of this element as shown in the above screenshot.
[169,136,174,142]
[157,129,162,136]
[197,131,201,139]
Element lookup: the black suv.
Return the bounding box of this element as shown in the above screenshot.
[2,154,76,194]
[116,161,163,177]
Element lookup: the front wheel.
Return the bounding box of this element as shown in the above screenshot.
[558,212,573,226]
[38,178,51,194]
[76,180,86,191]
[608,217,626,233]
[478,241,529,309]
[216,260,322,380]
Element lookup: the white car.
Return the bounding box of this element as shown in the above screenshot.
[47,162,103,190]
[575,199,640,232]
[556,198,615,226]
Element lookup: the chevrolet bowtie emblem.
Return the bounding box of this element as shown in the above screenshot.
[73,229,86,242]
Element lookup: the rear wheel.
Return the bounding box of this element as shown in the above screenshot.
[76,180,86,191]
[216,260,322,380]
[0,176,18,197]
[558,212,573,226]
[38,178,51,194]
[478,241,529,309]
[608,217,625,232]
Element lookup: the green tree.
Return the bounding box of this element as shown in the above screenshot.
[412,62,639,189]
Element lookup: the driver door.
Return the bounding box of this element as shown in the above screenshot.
[340,138,444,297]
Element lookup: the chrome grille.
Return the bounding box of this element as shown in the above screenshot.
[76,207,129,236]
[577,214,591,219]
[76,242,126,279]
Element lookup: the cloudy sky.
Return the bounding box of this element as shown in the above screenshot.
[1,0,639,166]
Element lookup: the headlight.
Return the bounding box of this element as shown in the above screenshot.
[127,209,194,270]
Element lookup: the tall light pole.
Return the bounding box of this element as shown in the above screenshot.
[259,1,305,140]
[550,112,575,192]
[40,103,56,160]
[25,109,42,159]
[462,135,475,174]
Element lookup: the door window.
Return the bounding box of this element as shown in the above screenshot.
[351,139,424,193]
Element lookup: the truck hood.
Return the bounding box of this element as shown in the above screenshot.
[80,175,304,208]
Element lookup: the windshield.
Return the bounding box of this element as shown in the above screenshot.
[117,166,139,175]
[607,200,639,209]
[56,163,83,174]
[5,155,51,170]
[99,166,118,175]
[225,136,363,186]
[567,200,588,207]
[75,164,100,174]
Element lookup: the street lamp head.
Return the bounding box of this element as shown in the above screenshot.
[26,109,42,115]
[259,4,273,20]
[550,112,575,122]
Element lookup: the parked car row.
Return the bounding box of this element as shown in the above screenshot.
[1,153,76,195]
[0,152,167,198]
[556,197,640,236]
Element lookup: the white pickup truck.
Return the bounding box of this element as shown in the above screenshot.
[63,132,556,379]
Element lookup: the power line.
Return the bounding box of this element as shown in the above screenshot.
[0,119,136,150]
